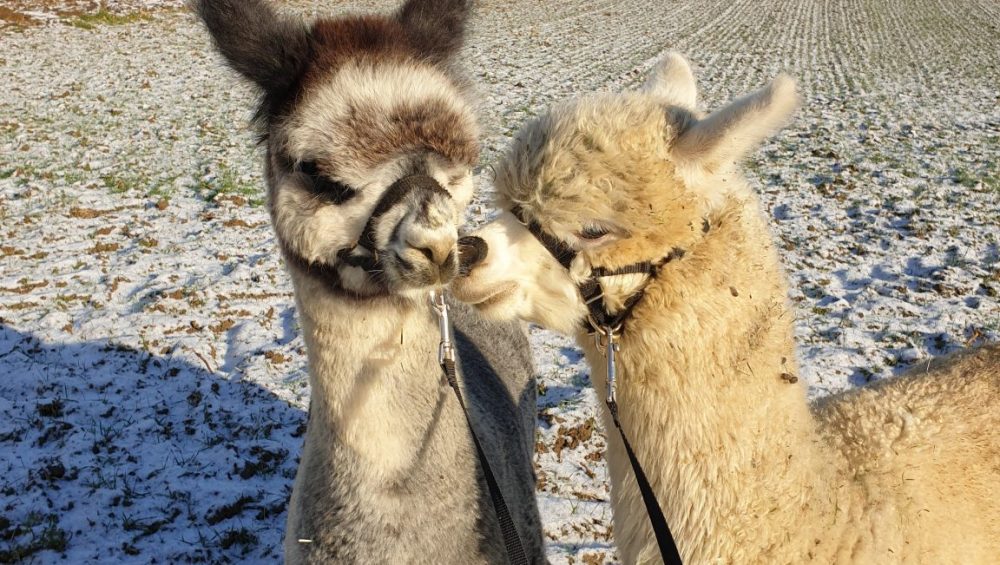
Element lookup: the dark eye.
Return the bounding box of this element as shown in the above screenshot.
[296,161,357,204]
[297,160,319,176]
[578,226,610,240]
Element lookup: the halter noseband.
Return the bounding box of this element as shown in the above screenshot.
[283,174,451,298]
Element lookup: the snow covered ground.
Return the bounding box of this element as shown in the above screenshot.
[1,0,997,562]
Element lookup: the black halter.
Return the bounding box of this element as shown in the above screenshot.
[509,204,687,565]
[282,174,450,298]
[509,205,685,335]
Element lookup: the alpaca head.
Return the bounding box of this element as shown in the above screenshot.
[197,0,478,300]
[453,53,797,334]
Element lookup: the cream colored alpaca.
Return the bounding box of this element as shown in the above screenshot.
[453,53,1000,563]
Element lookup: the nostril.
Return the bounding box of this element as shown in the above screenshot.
[411,242,453,268]
[457,235,488,275]
[405,235,455,267]
[415,246,436,264]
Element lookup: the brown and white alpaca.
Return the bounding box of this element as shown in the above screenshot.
[196,1,545,562]
[453,52,1000,563]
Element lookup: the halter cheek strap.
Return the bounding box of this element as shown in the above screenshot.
[508,205,683,335]
[510,205,577,269]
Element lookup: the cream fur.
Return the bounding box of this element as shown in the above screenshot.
[453,52,1000,564]
[643,52,697,110]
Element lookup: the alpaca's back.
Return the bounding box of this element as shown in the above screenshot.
[814,343,1000,561]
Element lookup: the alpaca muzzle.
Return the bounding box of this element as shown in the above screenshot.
[285,173,460,296]
[457,235,488,276]
[379,175,459,286]
[340,173,453,270]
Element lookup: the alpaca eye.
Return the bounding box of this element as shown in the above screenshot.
[297,160,319,176]
[578,226,610,240]
[296,161,357,204]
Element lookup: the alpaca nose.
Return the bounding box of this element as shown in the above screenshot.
[409,237,454,267]
[457,235,487,275]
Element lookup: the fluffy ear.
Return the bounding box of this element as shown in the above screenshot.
[642,52,697,110]
[195,0,311,99]
[396,0,472,63]
[672,74,798,170]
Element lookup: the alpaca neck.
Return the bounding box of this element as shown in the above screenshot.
[291,273,446,480]
[586,200,846,561]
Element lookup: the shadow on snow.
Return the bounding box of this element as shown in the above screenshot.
[0,324,305,564]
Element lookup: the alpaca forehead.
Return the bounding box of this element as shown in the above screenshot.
[493,97,705,265]
[306,15,411,71]
[557,93,675,153]
[499,93,676,206]
[283,60,479,180]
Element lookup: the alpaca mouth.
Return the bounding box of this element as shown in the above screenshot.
[391,250,457,289]
[454,281,518,308]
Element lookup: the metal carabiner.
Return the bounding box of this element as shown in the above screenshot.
[598,325,620,404]
[430,290,455,365]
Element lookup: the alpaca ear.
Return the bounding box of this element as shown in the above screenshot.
[671,74,797,170]
[195,0,311,98]
[396,0,472,63]
[642,52,697,110]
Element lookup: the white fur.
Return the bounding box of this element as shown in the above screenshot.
[271,170,382,263]
[285,61,478,188]
[273,52,544,565]
[198,1,543,559]
[642,51,697,110]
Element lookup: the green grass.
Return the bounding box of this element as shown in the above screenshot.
[980,161,1000,193]
[2,163,43,186]
[951,167,979,188]
[62,171,88,184]
[197,166,264,207]
[0,512,69,562]
[147,183,175,201]
[983,175,1000,193]
[101,173,135,194]
[65,10,151,30]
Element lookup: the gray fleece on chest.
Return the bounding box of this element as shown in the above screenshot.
[289,300,544,564]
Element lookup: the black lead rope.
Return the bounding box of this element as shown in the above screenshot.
[590,292,684,565]
[608,398,683,565]
[440,356,530,565]
[432,293,529,565]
